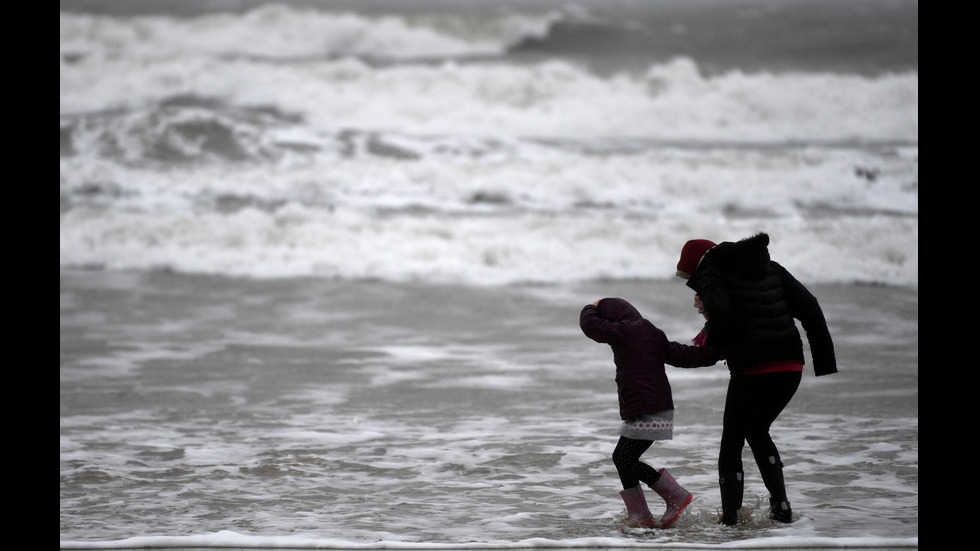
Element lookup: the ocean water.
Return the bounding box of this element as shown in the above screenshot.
[60,1,917,549]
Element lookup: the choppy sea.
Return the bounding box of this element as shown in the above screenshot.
[60,1,917,549]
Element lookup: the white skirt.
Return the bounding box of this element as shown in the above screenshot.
[619,409,674,440]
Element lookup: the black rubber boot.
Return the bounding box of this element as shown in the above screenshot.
[758,453,792,523]
[719,471,743,526]
[768,498,793,523]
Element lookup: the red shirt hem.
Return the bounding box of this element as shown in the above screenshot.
[737,360,804,375]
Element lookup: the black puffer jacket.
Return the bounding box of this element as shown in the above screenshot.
[686,233,837,376]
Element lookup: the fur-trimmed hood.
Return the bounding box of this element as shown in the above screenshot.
[702,232,772,279]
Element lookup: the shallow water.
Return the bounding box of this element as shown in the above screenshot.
[60,271,917,548]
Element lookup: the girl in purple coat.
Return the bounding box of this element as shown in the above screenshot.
[580,297,720,528]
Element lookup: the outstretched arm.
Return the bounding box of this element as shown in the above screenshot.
[665,340,721,368]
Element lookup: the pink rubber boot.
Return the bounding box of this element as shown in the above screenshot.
[619,485,656,527]
[651,469,693,527]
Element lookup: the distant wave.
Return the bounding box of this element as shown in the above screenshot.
[59,5,557,64]
[60,58,917,145]
[59,1,917,289]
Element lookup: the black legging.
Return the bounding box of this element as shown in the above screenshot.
[719,371,801,475]
[612,436,662,489]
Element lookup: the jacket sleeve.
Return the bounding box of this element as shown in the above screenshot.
[778,264,838,376]
[580,304,626,345]
[665,340,721,368]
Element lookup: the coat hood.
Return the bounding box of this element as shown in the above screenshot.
[704,232,772,278]
[596,297,642,322]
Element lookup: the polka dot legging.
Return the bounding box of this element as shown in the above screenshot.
[612,436,662,489]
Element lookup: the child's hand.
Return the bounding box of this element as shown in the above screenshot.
[592,299,601,306]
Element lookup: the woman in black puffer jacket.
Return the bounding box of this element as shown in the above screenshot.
[675,233,837,526]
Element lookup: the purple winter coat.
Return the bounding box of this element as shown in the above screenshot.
[580,298,720,420]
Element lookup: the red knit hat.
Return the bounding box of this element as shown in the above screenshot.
[676,239,716,278]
